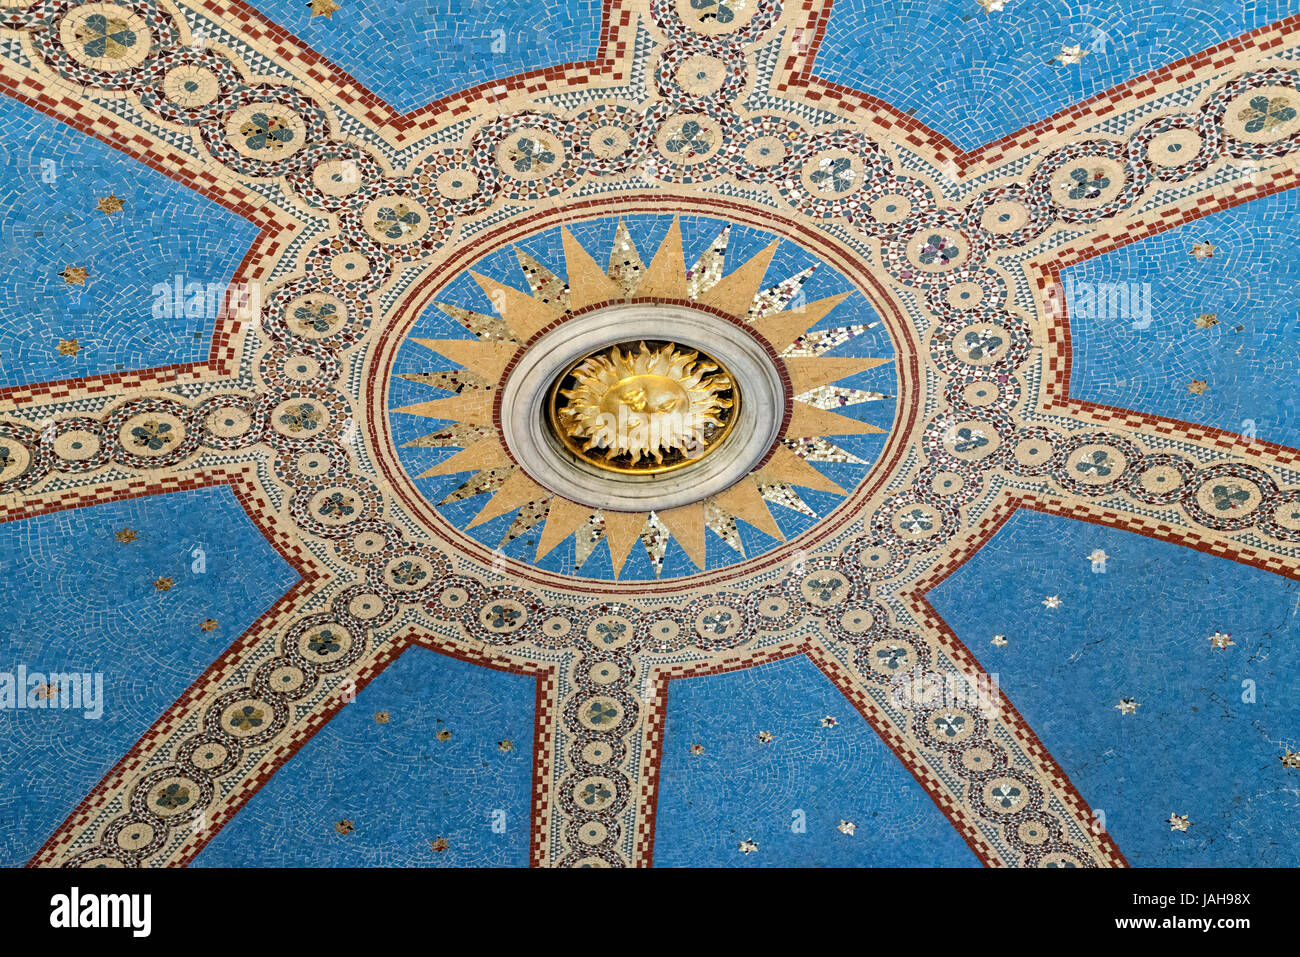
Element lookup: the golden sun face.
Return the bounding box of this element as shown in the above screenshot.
[551,341,737,472]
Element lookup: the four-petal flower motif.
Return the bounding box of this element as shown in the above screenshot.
[1238,94,1297,133]
[75,14,137,61]
[374,203,423,239]
[1066,166,1110,200]
[239,112,296,153]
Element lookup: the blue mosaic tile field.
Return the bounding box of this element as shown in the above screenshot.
[814,0,1300,150]
[0,487,299,866]
[0,95,261,390]
[249,0,602,114]
[1064,188,1300,448]
[194,647,537,867]
[2,0,1297,874]
[652,654,980,866]
[929,508,1300,867]
[388,213,898,581]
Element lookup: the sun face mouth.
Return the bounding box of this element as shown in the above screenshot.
[548,340,739,473]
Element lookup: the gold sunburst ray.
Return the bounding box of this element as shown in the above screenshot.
[560,228,624,309]
[573,511,605,568]
[632,218,688,300]
[401,423,492,450]
[697,241,779,316]
[643,512,672,574]
[433,301,512,342]
[416,436,511,480]
[393,217,893,578]
[410,337,515,381]
[502,500,548,546]
[750,292,851,353]
[781,323,875,358]
[396,370,486,392]
[470,269,562,341]
[440,467,511,505]
[703,501,744,555]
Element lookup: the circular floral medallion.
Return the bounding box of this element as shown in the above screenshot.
[497,128,566,181]
[656,113,723,165]
[118,412,184,458]
[162,64,219,107]
[225,102,306,159]
[362,195,432,244]
[1223,87,1300,144]
[60,3,151,72]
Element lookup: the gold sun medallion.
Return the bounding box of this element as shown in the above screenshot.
[549,340,737,473]
[390,218,894,577]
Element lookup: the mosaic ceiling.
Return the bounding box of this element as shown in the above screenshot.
[1,0,1298,869]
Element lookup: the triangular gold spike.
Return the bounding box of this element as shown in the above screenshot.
[602,509,648,577]
[753,443,846,495]
[686,226,730,299]
[411,338,516,382]
[433,302,511,342]
[697,241,778,317]
[535,497,596,561]
[500,499,549,548]
[396,371,487,391]
[785,356,892,394]
[786,402,887,438]
[471,271,563,342]
[441,468,509,505]
[749,266,815,321]
[468,469,547,528]
[514,249,569,308]
[704,500,745,554]
[562,228,625,310]
[415,437,511,479]
[710,478,785,541]
[574,514,606,569]
[656,502,706,570]
[608,220,645,295]
[751,293,851,352]
[402,423,492,449]
[392,394,494,427]
[633,218,687,300]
